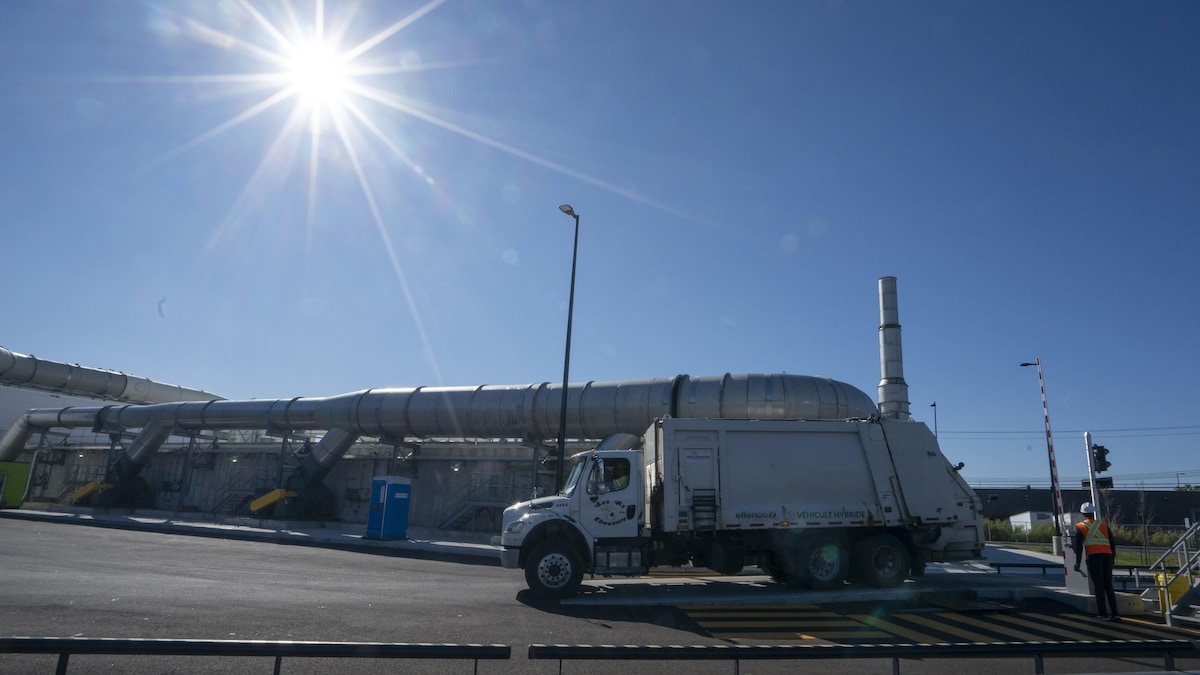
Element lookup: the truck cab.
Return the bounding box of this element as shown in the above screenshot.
[500,449,648,598]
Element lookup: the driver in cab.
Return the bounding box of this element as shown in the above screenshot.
[600,460,630,493]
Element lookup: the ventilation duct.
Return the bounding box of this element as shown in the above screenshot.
[0,373,874,462]
[0,346,222,404]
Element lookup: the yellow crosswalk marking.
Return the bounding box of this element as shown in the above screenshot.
[891,613,998,642]
[942,613,1046,641]
[991,613,1109,641]
[851,614,944,644]
[797,631,893,639]
[681,602,1199,646]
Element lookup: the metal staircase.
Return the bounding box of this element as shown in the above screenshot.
[1147,519,1200,627]
[438,473,520,531]
[211,469,271,516]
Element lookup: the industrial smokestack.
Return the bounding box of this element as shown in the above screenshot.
[877,276,910,420]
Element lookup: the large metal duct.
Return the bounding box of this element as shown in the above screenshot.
[0,346,223,404]
[301,428,360,486]
[0,373,875,462]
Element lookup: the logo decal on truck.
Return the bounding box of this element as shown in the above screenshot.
[734,510,777,520]
[730,505,869,525]
[593,499,630,526]
[789,508,867,521]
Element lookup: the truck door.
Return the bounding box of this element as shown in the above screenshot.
[676,432,719,530]
[578,456,640,540]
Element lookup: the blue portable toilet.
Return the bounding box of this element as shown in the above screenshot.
[366,476,411,539]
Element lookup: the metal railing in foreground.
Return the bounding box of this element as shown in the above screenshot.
[529,639,1196,675]
[1149,518,1200,627]
[5,636,1195,675]
[0,637,511,675]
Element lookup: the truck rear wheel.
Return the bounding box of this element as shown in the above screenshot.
[525,541,583,599]
[794,537,848,590]
[852,534,910,588]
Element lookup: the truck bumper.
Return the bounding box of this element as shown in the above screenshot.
[500,547,521,569]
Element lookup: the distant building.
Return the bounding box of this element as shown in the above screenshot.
[1008,510,1054,532]
[978,487,1200,530]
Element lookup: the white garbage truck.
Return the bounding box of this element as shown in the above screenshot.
[499,276,984,598]
[499,416,983,598]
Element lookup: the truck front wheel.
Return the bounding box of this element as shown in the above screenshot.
[525,542,583,599]
[852,534,910,588]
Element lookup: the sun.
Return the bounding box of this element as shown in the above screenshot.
[286,40,351,111]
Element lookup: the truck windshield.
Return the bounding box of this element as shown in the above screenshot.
[560,457,588,497]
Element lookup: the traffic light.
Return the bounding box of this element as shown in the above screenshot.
[1092,444,1111,473]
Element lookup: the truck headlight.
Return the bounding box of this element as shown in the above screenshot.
[504,520,525,534]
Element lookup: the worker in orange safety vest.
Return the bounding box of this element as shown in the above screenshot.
[1072,502,1120,621]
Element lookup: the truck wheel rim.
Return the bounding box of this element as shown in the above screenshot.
[874,549,898,574]
[809,544,842,580]
[538,553,571,587]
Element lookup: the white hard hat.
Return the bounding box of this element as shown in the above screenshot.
[1080,502,1096,514]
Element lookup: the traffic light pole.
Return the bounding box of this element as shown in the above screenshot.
[1084,431,1101,519]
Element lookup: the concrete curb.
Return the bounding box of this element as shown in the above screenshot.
[0,507,502,566]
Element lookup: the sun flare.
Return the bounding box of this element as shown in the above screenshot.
[135,0,684,387]
[286,41,350,110]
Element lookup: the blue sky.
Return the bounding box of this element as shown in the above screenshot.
[1,1,1197,492]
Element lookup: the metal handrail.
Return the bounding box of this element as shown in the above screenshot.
[210,469,270,516]
[1150,519,1200,570]
[1148,519,1200,626]
[529,640,1195,674]
[986,561,1166,590]
[0,637,511,675]
[438,473,523,530]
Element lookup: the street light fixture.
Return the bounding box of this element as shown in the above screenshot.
[555,204,581,492]
[1021,358,1066,535]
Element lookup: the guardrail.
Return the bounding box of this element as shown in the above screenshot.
[528,639,1196,675]
[0,637,511,675]
[987,561,1062,575]
[5,636,1194,675]
[986,561,1172,592]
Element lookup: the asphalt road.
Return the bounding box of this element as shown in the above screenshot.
[1,519,1196,674]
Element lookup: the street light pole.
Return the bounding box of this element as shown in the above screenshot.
[1021,358,1066,536]
[555,204,581,492]
[930,402,938,438]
